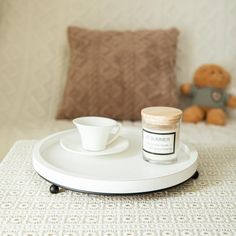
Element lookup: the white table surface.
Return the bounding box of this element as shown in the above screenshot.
[0,139,236,235]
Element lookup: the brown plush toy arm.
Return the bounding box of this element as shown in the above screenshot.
[227,95,236,108]
[180,83,192,96]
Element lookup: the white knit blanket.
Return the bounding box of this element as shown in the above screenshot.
[0,141,236,235]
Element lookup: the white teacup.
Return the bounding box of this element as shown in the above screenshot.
[73,116,121,151]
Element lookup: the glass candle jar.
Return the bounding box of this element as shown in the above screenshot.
[141,106,182,164]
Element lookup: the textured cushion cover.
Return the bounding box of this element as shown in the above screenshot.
[57,26,179,120]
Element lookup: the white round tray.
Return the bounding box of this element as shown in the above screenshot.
[32,127,198,195]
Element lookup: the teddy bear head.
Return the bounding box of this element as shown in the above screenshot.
[194,64,230,89]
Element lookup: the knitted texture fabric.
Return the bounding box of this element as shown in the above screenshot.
[1,141,236,234]
[57,27,179,120]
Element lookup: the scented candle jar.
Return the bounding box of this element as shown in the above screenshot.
[141,106,182,164]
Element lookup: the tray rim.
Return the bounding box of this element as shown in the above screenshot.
[32,127,198,194]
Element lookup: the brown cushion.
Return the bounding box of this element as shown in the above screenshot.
[57,26,179,120]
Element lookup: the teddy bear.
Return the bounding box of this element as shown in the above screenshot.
[180,64,236,125]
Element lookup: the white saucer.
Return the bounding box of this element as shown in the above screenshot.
[60,130,129,156]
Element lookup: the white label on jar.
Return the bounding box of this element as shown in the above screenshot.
[142,129,176,155]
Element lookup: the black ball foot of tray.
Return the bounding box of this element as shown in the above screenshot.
[192,170,199,179]
[50,184,60,194]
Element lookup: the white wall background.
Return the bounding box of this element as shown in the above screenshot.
[0,0,236,125]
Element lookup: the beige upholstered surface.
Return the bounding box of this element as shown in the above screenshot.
[1,0,236,160]
[1,120,236,162]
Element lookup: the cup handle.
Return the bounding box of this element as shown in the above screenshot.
[107,123,122,145]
